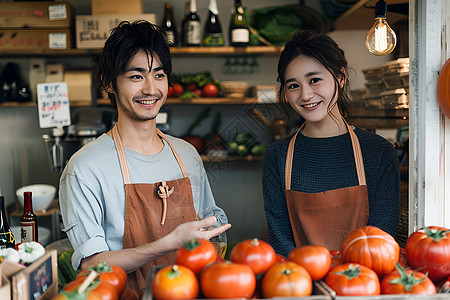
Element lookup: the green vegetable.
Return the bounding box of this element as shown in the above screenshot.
[251,145,267,156]
[236,145,249,156]
[57,249,79,286]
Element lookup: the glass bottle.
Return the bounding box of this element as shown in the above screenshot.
[0,196,15,249]
[229,0,249,47]
[162,3,178,47]
[183,0,201,46]
[203,0,224,47]
[20,192,38,243]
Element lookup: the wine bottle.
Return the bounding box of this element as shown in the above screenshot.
[183,0,201,46]
[20,192,38,243]
[0,196,15,249]
[229,0,249,47]
[162,2,178,47]
[203,0,224,47]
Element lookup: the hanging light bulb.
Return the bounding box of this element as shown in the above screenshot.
[365,0,397,56]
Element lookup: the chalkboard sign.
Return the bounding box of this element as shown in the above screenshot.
[28,254,53,300]
[37,82,71,129]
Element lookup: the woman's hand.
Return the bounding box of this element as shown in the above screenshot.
[166,216,232,250]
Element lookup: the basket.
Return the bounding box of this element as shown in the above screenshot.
[220,81,248,98]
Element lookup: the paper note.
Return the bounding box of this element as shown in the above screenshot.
[37,82,71,128]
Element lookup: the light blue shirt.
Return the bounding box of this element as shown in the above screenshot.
[59,133,227,270]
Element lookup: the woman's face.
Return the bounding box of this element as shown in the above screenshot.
[284,54,341,125]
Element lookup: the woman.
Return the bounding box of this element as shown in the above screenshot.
[262,30,399,257]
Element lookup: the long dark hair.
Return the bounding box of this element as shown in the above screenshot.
[97,20,172,109]
[277,30,351,121]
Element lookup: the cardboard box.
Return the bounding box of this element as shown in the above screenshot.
[63,70,92,103]
[0,250,58,300]
[252,84,278,103]
[46,64,65,83]
[0,29,71,52]
[29,59,47,102]
[75,14,156,49]
[0,2,71,28]
[91,0,143,15]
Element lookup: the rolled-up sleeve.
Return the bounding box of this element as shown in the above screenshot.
[59,173,110,270]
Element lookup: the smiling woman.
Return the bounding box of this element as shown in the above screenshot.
[262,29,400,258]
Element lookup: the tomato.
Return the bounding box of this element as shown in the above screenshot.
[168,83,183,97]
[53,290,103,300]
[340,226,400,276]
[185,83,197,92]
[330,250,345,269]
[202,83,219,97]
[230,238,276,274]
[262,262,312,298]
[437,58,450,118]
[276,254,288,263]
[151,264,199,300]
[200,262,256,299]
[193,89,202,97]
[77,262,127,296]
[175,238,217,275]
[325,263,380,296]
[381,262,436,295]
[64,277,119,300]
[406,226,450,283]
[288,245,331,281]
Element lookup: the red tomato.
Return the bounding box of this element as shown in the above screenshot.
[262,262,312,298]
[406,226,450,283]
[276,254,288,263]
[151,265,199,300]
[168,83,183,97]
[340,226,400,276]
[381,263,436,295]
[200,262,256,299]
[53,290,103,300]
[202,84,219,97]
[77,262,127,296]
[230,238,276,274]
[186,83,197,92]
[175,238,217,275]
[64,277,119,300]
[289,245,331,281]
[193,89,202,97]
[325,263,380,296]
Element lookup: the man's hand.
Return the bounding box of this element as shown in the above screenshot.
[165,216,232,250]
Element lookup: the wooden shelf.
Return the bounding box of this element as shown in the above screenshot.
[350,107,408,129]
[0,46,283,57]
[96,97,273,105]
[0,101,97,107]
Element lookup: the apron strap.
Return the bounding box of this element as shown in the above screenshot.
[111,126,189,185]
[285,120,366,190]
[156,128,189,178]
[112,125,132,184]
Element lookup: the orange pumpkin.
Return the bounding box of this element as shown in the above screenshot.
[437,58,450,119]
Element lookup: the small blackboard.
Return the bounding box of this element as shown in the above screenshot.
[28,254,53,300]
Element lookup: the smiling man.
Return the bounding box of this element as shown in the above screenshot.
[58,20,230,297]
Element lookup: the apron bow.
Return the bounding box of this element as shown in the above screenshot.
[157,181,174,225]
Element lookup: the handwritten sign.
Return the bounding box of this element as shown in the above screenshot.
[28,254,53,300]
[37,82,71,128]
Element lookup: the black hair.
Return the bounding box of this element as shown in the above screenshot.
[97,20,172,109]
[277,30,351,121]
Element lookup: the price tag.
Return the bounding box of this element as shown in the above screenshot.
[37,82,71,128]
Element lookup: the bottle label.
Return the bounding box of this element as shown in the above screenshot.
[232,28,249,43]
[203,34,225,46]
[0,231,15,247]
[166,31,176,45]
[20,221,37,242]
[186,21,201,45]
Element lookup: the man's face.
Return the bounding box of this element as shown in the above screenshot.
[112,50,168,122]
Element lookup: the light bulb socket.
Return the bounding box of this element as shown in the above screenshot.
[375,0,387,18]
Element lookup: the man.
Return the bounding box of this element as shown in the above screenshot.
[59,20,230,295]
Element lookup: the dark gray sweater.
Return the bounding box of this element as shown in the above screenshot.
[262,127,400,258]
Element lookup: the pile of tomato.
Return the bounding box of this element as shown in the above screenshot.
[53,262,134,300]
[151,225,450,299]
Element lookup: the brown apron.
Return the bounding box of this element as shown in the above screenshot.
[111,126,197,296]
[285,122,369,250]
